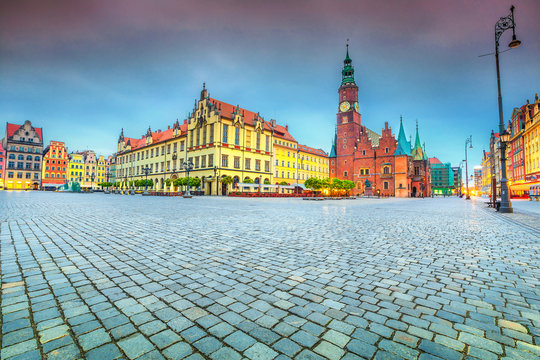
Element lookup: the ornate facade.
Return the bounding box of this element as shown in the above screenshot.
[329,46,430,197]
[2,121,43,190]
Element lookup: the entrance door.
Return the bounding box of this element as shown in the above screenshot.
[412,186,417,197]
[222,182,227,196]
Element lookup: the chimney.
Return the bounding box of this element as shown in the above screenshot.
[285,125,288,131]
[168,125,170,130]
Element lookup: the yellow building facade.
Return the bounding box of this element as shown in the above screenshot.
[116,87,275,194]
[270,122,298,185]
[297,144,330,182]
[524,94,540,189]
[68,153,85,184]
[97,155,106,185]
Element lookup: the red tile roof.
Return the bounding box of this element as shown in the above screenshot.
[298,144,328,157]
[429,157,441,165]
[123,123,187,151]
[270,123,297,143]
[7,122,43,141]
[209,97,274,132]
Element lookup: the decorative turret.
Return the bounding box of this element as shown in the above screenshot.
[118,128,124,143]
[394,116,411,156]
[146,126,152,138]
[411,120,425,160]
[200,82,207,100]
[329,129,337,158]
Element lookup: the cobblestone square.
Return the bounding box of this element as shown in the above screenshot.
[1,192,539,359]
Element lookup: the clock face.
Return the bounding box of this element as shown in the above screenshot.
[354,102,359,112]
[339,101,350,112]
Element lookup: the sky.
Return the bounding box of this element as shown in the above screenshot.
[1,0,539,175]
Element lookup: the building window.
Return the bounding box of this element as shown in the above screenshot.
[18,154,24,160]
[221,155,228,167]
[362,150,366,156]
[234,156,240,169]
[209,124,214,143]
[208,154,214,167]
[235,127,240,146]
[255,160,261,171]
[202,126,207,145]
[265,161,270,172]
[223,125,228,143]
[180,141,185,151]
[365,169,369,175]
[256,132,261,150]
[245,158,251,170]
[265,135,270,152]
[194,156,199,168]
[8,172,13,178]
[360,169,364,175]
[17,172,23,178]
[383,166,390,174]
[383,181,389,190]
[385,147,389,153]
[344,171,348,177]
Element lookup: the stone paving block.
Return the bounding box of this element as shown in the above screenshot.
[458,331,503,354]
[118,333,155,359]
[85,343,123,360]
[0,339,37,359]
[78,328,112,351]
[419,339,462,360]
[42,334,75,353]
[193,336,222,355]
[110,322,137,340]
[39,324,69,344]
[295,349,326,360]
[273,338,302,357]
[45,343,81,360]
[314,340,345,360]
[224,330,257,351]
[2,327,35,347]
[347,339,377,358]
[379,339,419,360]
[244,342,279,360]
[209,346,242,360]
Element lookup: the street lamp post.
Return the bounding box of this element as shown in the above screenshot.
[494,5,520,213]
[142,165,152,195]
[183,159,194,198]
[105,168,110,194]
[171,153,177,193]
[214,166,218,196]
[90,173,95,193]
[465,136,473,200]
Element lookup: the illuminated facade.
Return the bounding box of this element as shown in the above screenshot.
[2,121,43,190]
[42,141,68,189]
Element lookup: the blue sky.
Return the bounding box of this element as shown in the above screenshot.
[1,0,539,175]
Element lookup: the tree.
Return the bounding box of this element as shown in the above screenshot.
[279,181,289,186]
[220,176,233,186]
[244,178,254,184]
[304,177,322,190]
[165,178,171,187]
[188,177,201,188]
[342,180,355,195]
[174,178,188,187]
[264,179,271,185]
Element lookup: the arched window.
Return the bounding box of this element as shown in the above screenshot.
[18,154,24,160]
[383,181,389,190]
[26,155,32,161]
[383,166,390,174]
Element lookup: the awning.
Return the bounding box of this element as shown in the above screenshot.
[509,183,532,191]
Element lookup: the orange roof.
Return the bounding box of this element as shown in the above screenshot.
[270,123,296,143]
[429,157,441,165]
[298,144,328,157]
[123,123,187,152]
[209,98,273,131]
[7,122,43,141]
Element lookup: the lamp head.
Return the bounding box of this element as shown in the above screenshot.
[508,34,521,48]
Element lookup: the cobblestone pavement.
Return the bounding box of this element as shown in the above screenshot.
[1,192,539,360]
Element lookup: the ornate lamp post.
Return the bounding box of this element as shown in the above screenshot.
[170,153,177,193]
[465,136,473,200]
[142,165,152,195]
[494,5,520,213]
[214,166,218,196]
[183,159,194,198]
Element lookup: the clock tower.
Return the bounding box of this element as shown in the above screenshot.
[337,44,361,127]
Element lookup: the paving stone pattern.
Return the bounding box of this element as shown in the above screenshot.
[1,192,539,360]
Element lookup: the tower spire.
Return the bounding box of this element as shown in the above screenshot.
[341,40,355,85]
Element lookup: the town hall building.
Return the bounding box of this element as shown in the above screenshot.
[329,46,431,197]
